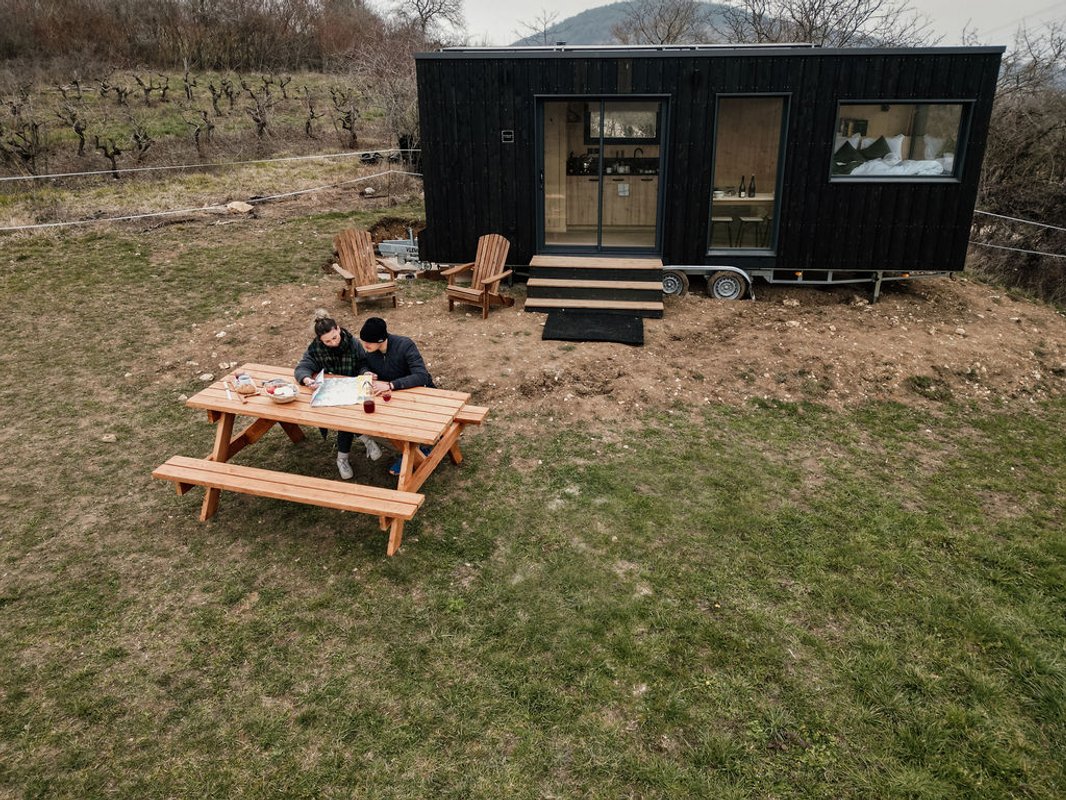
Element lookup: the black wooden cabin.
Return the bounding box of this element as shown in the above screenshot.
[414,44,1003,303]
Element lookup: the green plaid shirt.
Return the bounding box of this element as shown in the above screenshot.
[294,328,367,382]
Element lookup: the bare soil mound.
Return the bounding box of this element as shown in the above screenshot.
[159,273,1066,423]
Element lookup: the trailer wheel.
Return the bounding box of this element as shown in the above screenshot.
[662,270,689,297]
[706,271,747,300]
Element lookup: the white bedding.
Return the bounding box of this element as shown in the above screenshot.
[848,156,951,177]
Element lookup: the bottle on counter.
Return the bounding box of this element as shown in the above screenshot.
[748,175,756,197]
[738,176,746,198]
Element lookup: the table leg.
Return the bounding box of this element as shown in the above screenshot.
[386,518,406,556]
[201,411,235,521]
[279,422,305,443]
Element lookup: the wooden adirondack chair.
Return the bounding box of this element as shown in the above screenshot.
[442,234,513,319]
[331,228,398,313]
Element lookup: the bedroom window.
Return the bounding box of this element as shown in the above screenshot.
[830,102,967,180]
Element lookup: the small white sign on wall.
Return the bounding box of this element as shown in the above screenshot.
[618,183,630,197]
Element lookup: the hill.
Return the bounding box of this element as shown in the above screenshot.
[511,1,731,46]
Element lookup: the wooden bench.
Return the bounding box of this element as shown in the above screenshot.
[153,455,424,556]
[455,404,488,425]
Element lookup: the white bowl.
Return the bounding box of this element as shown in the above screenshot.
[265,382,298,403]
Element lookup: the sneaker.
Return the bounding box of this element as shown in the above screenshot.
[363,437,382,462]
[336,455,354,480]
[387,446,433,477]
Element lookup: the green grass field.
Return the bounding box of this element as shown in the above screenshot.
[0,211,1063,798]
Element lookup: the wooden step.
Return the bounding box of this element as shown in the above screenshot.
[530,255,663,270]
[527,278,662,291]
[525,298,663,312]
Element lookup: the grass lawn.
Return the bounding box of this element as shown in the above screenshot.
[0,212,1064,798]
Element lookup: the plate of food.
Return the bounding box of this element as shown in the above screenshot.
[262,378,298,403]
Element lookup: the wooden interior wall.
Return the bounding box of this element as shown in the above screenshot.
[712,98,783,193]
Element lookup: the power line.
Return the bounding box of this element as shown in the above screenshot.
[970,241,1066,259]
[973,208,1066,232]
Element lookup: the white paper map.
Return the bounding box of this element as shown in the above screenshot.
[310,375,371,407]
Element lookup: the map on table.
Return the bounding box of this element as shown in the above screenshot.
[310,375,371,407]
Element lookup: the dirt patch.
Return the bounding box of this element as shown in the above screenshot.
[155,274,1066,427]
[367,216,424,243]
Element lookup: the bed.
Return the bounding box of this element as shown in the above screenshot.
[832,133,955,177]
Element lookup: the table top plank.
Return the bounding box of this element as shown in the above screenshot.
[187,364,469,445]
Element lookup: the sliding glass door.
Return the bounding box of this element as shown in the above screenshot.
[540,98,663,252]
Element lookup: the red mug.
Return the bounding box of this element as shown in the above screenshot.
[363,398,375,414]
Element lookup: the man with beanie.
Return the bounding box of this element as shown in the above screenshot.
[357,317,436,475]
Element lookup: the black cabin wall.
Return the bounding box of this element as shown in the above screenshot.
[416,48,1002,272]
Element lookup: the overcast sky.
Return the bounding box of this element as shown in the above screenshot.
[461,0,1066,46]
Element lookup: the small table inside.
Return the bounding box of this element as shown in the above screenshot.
[164,363,482,555]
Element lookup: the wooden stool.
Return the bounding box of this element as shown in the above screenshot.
[737,216,766,248]
[710,216,734,247]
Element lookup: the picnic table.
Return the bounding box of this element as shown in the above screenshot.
[153,363,488,555]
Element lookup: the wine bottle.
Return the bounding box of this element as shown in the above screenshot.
[748,174,756,197]
[738,176,746,198]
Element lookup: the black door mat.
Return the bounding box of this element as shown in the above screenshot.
[542,310,644,346]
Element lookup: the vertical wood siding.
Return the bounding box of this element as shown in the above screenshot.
[416,49,1001,272]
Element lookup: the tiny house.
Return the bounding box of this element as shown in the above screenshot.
[415,44,1003,303]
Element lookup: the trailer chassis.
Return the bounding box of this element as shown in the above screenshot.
[662,266,951,302]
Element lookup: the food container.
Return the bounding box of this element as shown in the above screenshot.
[263,378,298,403]
[233,372,258,395]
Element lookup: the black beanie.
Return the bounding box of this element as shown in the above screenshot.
[359,317,388,343]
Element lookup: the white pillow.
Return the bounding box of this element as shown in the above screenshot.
[885,134,905,159]
[923,134,945,158]
[835,134,861,152]
[860,136,876,150]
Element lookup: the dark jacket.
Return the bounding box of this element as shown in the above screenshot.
[363,334,434,390]
[294,328,366,383]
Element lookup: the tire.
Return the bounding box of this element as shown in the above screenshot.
[705,270,747,300]
[662,270,689,297]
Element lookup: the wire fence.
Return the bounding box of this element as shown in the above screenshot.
[2,158,1064,263]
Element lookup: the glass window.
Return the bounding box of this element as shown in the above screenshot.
[830,102,966,179]
[586,102,660,144]
[708,96,786,252]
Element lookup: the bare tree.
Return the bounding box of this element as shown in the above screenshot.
[244,87,277,138]
[351,22,423,157]
[514,9,562,45]
[330,86,360,148]
[130,121,154,162]
[971,22,1066,303]
[94,134,122,179]
[0,119,44,174]
[207,82,223,115]
[715,0,937,48]
[56,104,88,156]
[394,0,465,38]
[302,87,327,138]
[183,110,215,155]
[611,0,713,45]
[183,61,197,100]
